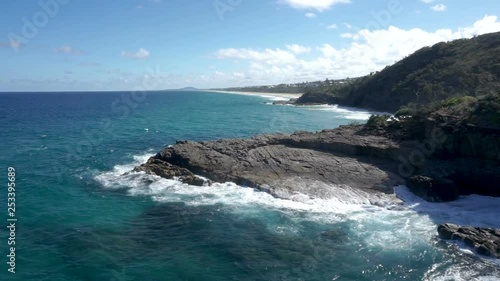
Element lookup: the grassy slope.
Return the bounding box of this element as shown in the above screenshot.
[347,32,500,111]
[299,32,500,112]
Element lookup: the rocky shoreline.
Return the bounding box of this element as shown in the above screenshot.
[135,120,499,198]
[134,117,500,258]
[438,224,500,259]
[135,125,410,199]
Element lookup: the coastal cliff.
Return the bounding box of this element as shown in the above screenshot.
[290,32,500,112]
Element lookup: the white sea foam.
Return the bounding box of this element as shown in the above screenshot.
[98,169,375,215]
[397,185,500,279]
[95,154,500,230]
[272,103,390,120]
[260,95,291,102]
[94,152,154,189]
[94,153,396,215]
[423,260,500,281]
[94,154,500,279]
[395,186,500,228]
[299,104,391,120]
[94,159,442,257]
[95,155,500,224]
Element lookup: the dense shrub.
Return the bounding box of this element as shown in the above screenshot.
[366,115,391,128]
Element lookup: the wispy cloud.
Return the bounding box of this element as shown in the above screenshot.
[54,45,86,55]
[281,0,351,12]
[431,4,447,12]
[121,48,150,59]
[327,24,338,29]
[305,12,316,18]
[214,47,297,65]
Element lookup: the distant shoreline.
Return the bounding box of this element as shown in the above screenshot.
[204,90,303,99]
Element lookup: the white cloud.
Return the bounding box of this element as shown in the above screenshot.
[305,12,317,18]
[211,16,500,86]
[281,0,351,12]
[420,0,435,3]
[214,48,297,65]
[431,4,447,12]
[286,44,312,55]
[121,48,150,59]
[327,24,338,29]
[340,33,359,40]
[54,45,86,55]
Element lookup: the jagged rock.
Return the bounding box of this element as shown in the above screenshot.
[272,99,297,105]
[438,223,500,259]
[136,125,407,199]
[294,92,341,105]
[135,122,499,200]
[406,175,458,202]
[133,158,209,186]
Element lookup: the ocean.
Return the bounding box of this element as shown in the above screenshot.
[0,91,499,280]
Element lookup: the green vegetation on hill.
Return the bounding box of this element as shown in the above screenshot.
[213,78,359,94]
[221,32,500,113]
[366,93,499,141]
[340,32,500,111]
[395,93,500,129]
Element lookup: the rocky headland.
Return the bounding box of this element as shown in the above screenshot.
[135,33,500,258]
[135,106,499,198]
[135,125,408,199]
[134,110,500,256]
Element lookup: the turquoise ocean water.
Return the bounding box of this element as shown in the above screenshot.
[0,91,499,280]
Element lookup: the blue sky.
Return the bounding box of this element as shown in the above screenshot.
[1,0,499,91]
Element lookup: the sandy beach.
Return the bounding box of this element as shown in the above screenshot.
[204,90,303,99]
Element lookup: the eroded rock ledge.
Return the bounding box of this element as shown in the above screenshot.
[438,223,500,259]
[134,121,499,202]
[135,125,412,199]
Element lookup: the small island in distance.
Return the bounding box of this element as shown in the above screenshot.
[179,87,200,91]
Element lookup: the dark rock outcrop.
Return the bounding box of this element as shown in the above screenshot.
[272,98,297,105]
[438,223,500,259]
[135,125,411,199]
[135,121,500,201]
[294,92,343,105]
[133,158,209,186]
[397,115,500,200]
[406,175,458,202]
